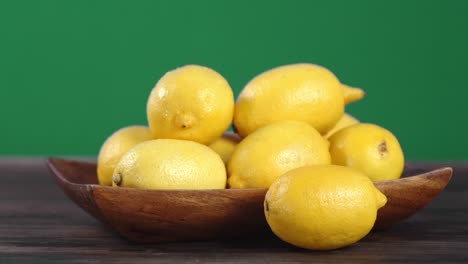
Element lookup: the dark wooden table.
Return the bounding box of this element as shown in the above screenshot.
[0,159,467,263]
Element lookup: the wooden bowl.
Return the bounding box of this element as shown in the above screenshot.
[47,157,452,243]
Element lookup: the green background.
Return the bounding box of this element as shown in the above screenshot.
[1,0,467,160]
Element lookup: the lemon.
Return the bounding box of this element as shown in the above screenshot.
[112,139,226,190]
[329,123,405,181]
[233,63,364,137]
[208,132,242,164]
[324,113,359,139]
[228,121,330,188]
[264,165,387,250]
[147,65,234,145]
[97,126,152,186]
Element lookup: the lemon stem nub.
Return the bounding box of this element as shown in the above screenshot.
[112,173,122,186]
[174,113,195,130]
[342,84,366,104]
[378,141,388,157]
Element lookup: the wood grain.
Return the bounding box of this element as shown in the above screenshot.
[374,168,452,228]
[0,159,467,263]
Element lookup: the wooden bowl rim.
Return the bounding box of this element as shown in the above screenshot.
[47,157,453,193]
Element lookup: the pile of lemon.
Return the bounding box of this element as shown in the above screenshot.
[97,63,404,250]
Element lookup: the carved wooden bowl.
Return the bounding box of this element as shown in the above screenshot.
[47,157,452,243]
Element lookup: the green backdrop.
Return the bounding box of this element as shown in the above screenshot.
[1,0,467,160]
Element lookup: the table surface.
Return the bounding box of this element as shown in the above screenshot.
[0,159,467,264]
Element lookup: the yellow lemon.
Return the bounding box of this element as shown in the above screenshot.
[147,65,234,144]
[228,121,330,188]
[233,63,364,137]
[112,139,226,190]
[208,132,242,164]
[264,165,387,250]
[324,113,359,139]
[97,126,152,186]
[329,123,405,181]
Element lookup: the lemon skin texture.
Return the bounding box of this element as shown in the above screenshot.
[112,139,226,190]
[324,113,359,139]
[264,165,387,250]
[228,120,331,188]
[234,63,363,137]
[147,65,234,145]
[208,132,242,164]
[329,123,405,181]
[97,126,152,186]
